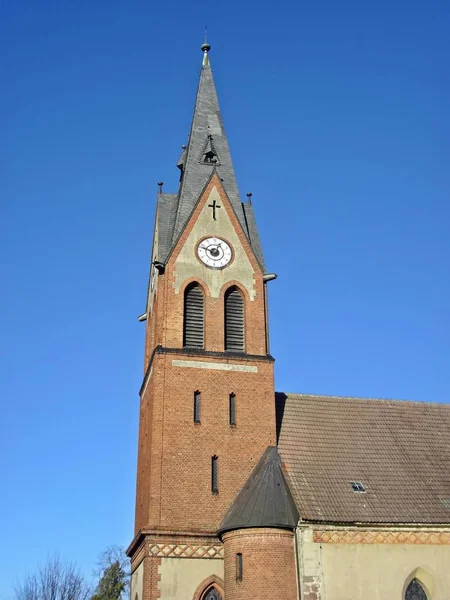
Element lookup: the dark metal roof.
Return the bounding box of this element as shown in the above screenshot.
[156,193,178,262]
[276,392,450,524]
[172,59,245,244]
[217,446,299,537]
[154,52,265,270]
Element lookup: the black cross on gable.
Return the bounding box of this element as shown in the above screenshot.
[208,199,221,220]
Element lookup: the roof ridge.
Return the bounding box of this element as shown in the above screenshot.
[277,391,449,408]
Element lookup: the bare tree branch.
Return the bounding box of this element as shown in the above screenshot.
[14,556,91,600]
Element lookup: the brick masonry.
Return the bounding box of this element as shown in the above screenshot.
[133,175,276,537]
[222,528,298,600]
[129,174,280,600]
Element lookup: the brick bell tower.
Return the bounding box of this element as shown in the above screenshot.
[127,42,296,600]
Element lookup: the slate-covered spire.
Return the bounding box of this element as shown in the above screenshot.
[155,42,266,270]
[172,42,247,245]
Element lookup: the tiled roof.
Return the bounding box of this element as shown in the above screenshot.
[217,447,298,537]
[155,54,266,269]
[276,393,450,524]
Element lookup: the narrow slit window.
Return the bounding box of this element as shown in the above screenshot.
[224,287,244,352]
[211,455,218,494]
[229,393,236,426]
[183,283,204,348]
[194,390,201,423]
[236,553,243,581]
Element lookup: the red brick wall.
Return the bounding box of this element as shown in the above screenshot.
[142,556,161,600]
[143,174,269,363]
[222,528,298,600]
[135,352,275,532]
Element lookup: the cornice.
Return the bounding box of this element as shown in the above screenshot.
[139,345,274,396]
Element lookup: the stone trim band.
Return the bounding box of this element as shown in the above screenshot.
[172,359,258,372]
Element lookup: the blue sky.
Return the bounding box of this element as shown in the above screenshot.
[1,0,449,595]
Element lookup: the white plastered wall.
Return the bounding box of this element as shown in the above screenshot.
[158,557,224,600]
[130,561,144,600]
[298,527,450,600]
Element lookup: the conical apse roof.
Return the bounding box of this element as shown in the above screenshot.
[217,447,299,538]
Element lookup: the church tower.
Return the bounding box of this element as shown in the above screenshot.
[128,42,297,600]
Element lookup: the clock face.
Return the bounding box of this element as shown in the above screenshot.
[197,237,233,269]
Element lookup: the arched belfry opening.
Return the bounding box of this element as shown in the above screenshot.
[183,282,205,348]
[224,286,244,352]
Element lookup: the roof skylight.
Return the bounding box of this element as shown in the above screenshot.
[350,481,366,493]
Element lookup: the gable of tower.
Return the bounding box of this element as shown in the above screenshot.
[168,172,261,301]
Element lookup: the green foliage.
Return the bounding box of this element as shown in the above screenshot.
[91,562,126,600]
[91,547,129,600]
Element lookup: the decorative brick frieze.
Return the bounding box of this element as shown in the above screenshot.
[149,542,224,559]
[313,529,450,545]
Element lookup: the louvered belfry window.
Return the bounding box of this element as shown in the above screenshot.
[224,287,244,352]
[183,283,204,348]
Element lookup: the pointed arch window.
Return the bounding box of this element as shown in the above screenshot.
[183,283,204,348]
[405,579,428,600]
[224,287,244,352]
[202,588,222,600]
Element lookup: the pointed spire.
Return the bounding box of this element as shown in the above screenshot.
[171,38,246,244]
[201,25,211,66]
[155,41,266,270]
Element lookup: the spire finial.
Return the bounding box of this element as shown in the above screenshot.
[201,25,211,66]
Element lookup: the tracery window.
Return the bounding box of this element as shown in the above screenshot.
[202,587,222,600]
[405,578,428,600]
